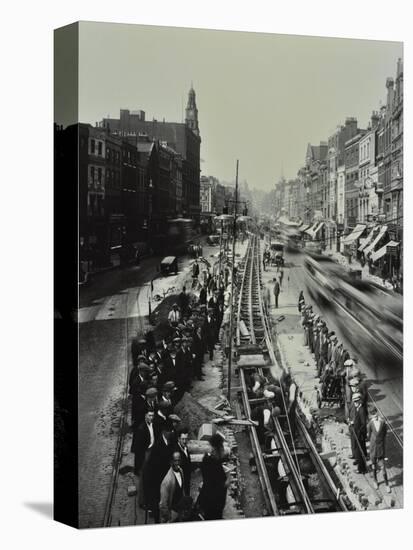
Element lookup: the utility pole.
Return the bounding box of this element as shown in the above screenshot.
[227,160,239,400]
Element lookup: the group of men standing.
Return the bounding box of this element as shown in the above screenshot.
[128,261,233,522]
[299,293,391,492]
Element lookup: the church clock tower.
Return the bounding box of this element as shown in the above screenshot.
[185,84,200,137]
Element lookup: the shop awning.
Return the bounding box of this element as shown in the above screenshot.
[305,223,316,236]
[358,227,376,252]
[305,221,324,239]
[305,222,318,237]
[371,240,399,263]
[314,221,325,235]
[343,224,366,245]
[299,224,310,233]
[364,225,388,256]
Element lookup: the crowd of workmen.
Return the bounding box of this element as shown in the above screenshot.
[129,252,236,523]
[298,293,391,492]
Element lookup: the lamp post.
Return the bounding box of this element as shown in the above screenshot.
[227,160,239,400]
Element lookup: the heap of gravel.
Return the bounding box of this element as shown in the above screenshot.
[174,392,214,439]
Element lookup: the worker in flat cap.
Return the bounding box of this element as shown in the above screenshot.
[154,400,173,432]
[169,414,182,445]
[160,381,175,409]
[144,386,159,413]
[318,326,330,377]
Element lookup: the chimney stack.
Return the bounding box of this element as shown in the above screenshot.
[371,111,379,129]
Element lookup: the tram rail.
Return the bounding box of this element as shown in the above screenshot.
[103,292,145,527]
[235,234,348,515]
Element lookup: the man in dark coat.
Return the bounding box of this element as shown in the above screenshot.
[179,337,193,389]
[131,336,147,367]
[348,393,368,473]
[174,428,192,496]
[131,382,147,426]
[202,310,217,360]
[131,410,157,475]
[367,409,390,492]
[199,284,208,306]
[129,363,145,395]
[163,347,178,385]
[178,286,190,316]
[192,261,199,288]
[154,401,172,433]
[141,429,173,523]
[172,347,187,402]
[273,278,280,308]
[318,328,329,377]
[208,291,220,318]
[191,326,205,380]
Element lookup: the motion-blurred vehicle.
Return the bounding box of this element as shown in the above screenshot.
[160,256,178,276]
[332,279,402,366]
[303,256,338,305]
[206,234,221,246]
[270,242,284,266]
[303,256,402,366]
[304,241,322,256]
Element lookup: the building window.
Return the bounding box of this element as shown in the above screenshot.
[97,168,102,184]
[98,141,103,156]
[91,139,95,154]
[90,166,95,182]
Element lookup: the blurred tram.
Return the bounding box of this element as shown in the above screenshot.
[167,218,195,255]
[151,218,195,255]
[304,257,402,366]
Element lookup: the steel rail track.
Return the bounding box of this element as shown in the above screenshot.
[102,291,145,527]
[235,234,348,515]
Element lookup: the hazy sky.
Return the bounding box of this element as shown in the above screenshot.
[78,21,402,191]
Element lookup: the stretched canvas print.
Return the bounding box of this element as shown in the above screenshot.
[54,21,403,528]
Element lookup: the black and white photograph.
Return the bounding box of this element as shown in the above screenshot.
[53,20,404,529]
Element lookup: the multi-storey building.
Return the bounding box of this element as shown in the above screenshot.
[303,142,328,223]
[336,165,346,227]
[200,176,213,213]
[344,128,365,229]
[121,139,140,245]
[100,86,201,221]
[389,58,403,247]
[358,114,379,224]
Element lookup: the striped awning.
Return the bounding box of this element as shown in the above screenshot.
[358,227,376,252]
[364,225,388,256]
[371,240,399,263]
[305,221,325,240]
[343,224,366,245]
[305,222,318,237]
